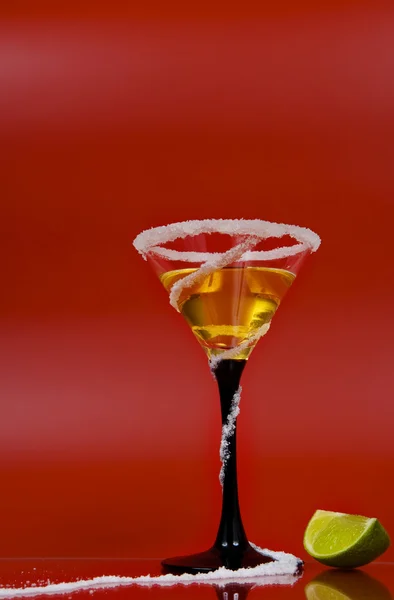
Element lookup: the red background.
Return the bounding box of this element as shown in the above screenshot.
[1,1,393,562]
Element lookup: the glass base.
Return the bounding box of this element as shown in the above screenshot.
[161,544,275,574]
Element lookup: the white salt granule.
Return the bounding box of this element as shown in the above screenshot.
[0,544,301,598]
[219,386,242,486]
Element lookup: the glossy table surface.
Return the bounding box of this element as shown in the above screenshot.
[0,560,392,600]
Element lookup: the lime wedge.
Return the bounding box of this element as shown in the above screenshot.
[305,570,392,600]
[304,509,390,568]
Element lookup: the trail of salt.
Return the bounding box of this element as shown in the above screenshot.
[0,545,301,598]
[219,385,241,485]
[211,322,271,484]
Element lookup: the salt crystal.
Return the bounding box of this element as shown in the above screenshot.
[219,386,242,486]
[0,544,301,597]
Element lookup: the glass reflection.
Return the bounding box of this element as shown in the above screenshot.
[213,583,254,600]
[211,575,301,600]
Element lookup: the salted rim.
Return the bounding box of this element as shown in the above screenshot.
[133,218,321,262]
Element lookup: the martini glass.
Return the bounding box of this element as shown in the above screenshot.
[133,219,320,574]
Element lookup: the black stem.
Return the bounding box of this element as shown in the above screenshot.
[161,357,276,572]
[213,359,248,554]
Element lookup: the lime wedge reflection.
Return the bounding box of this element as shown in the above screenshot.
[305,570,392,600]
